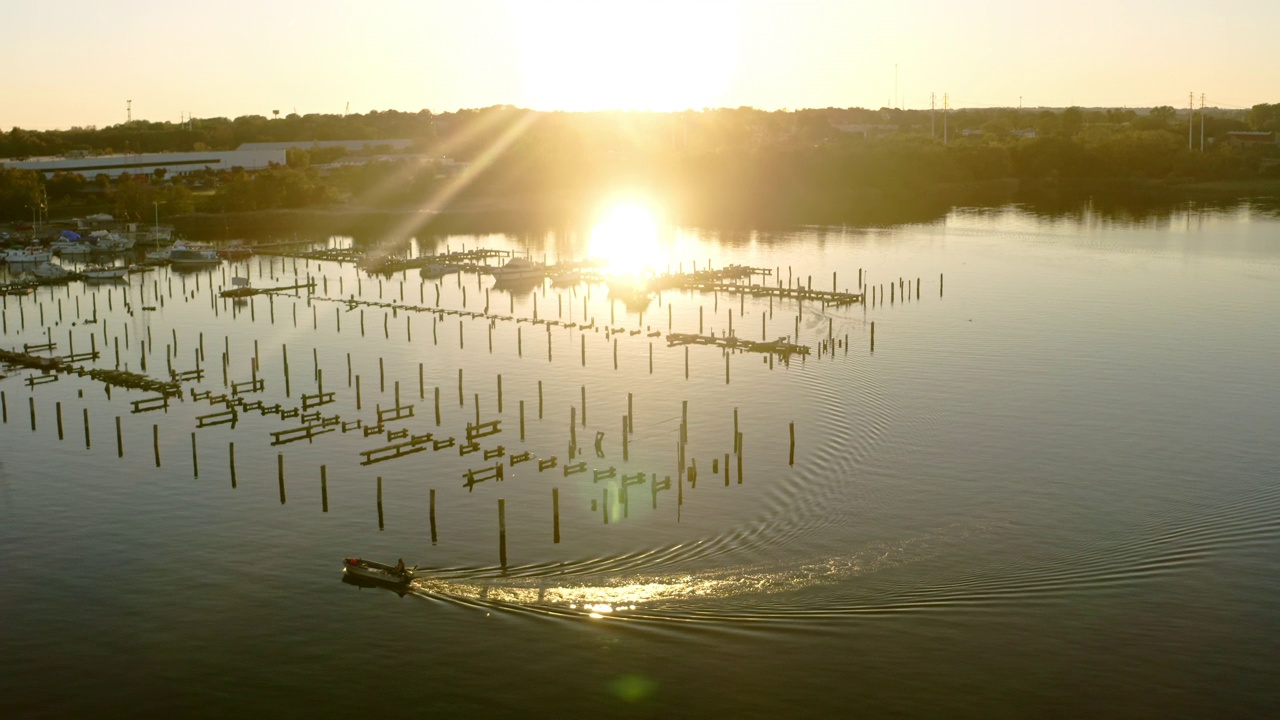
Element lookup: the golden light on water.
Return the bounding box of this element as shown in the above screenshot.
[587,202,666,278]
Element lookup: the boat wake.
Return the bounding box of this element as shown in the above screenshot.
[401,520,996,622]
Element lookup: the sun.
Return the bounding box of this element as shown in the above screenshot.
[512,0,739,111]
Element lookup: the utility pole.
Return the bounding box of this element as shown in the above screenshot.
[127,99,132,124]
[931,92,936,138]
[1200,93,1206,152]
[943,93,949,145]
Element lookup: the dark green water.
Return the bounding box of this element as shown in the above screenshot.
[2,203,1278,718]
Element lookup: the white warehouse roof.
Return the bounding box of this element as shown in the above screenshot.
[1,148,286,178]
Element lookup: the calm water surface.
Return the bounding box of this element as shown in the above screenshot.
[2,203,1278,718]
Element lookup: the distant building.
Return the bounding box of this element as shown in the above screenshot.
[1223,131,1277,147]
[832,123,896,138]
[0,139,418,179]
[236,139,415,153]
[0,147,285,179]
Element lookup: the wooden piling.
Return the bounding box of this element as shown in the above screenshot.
[283,344,291,397]
[229,442,236,487]
[355,375,362,410]
[552,488,560,543]
[497,374,503,413]
[116,416,123,457]
[737,434,743,484]
[83,407,90,447]
[434,386,441,425]
[321,465,328,512]
[429,488,437,542]
[498,498,508,568]
[379,357,385,393]
[56,402,63,440]
[681,400,688,444]
[278,454,286,504]
[152,424,161,467]
[570,407,577,458]
[458,368,464,406]
[622,415,629,460]
[789,422,795,466]
[1,391,5,424]
[871,321,875,352]
[538,380,543,419]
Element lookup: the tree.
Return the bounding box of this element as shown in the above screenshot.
[1061,107,1084,137]
[1145,106,1177,130]
[1247,103,1280,132]
[46,172,86,202]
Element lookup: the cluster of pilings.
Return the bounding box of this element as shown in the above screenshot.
[2,239,946,571]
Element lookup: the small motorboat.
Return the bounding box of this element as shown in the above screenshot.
[31,261,71,279]
[168,241,221,268]
[420,262,461,279]
[342,557,415,586]
[4,246,52,264]
[82,265,129,281]
[490,257,546,282]
[217,241,253,260]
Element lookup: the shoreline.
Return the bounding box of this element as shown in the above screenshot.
[161,178,1279,240]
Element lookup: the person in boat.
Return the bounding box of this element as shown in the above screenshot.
[394,558,406,575]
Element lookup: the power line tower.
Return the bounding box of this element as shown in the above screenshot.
[1200,93,1206,152]
[931,92,936,138]
[127,99,132,123]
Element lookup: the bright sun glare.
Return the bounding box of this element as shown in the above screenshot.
[587,202,666,277]
[513,1,738,111]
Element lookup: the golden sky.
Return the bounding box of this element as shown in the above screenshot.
[2,0,1277,130]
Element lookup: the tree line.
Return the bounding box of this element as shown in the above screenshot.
[3,103,1277,227]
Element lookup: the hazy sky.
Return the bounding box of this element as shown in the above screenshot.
[3,0,1277,130]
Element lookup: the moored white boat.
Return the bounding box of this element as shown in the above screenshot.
[31,261,71,279]
[218,241,253,260]
[82,265,129,281]
[491,257,546,282]
[342,557,415,586]
[168,241,221,268]
[5,246,52,263]
[420,262,461,279]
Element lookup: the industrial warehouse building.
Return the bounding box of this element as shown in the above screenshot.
[0,139,418,180]
[0,146,286,179]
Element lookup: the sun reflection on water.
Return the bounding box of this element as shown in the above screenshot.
[587,202,667,279]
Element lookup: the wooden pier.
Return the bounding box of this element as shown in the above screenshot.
[665,333,810,357]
